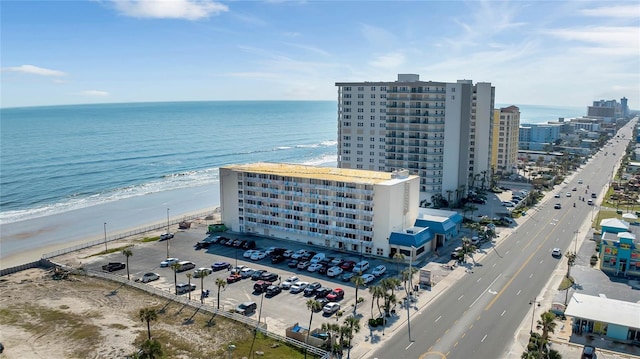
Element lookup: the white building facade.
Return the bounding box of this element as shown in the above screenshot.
[220,163,420,258]
[335,74,495,203]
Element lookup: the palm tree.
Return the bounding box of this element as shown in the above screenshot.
[565,252,576,278]
[185,272,193,300]
[321,322,341,356]
[170,262,182,295]
[369,285,385,318]
[138,339,163,359]
[199,270,209,304]
[343,315,361,348]
[122,247,133,281]
[351,275,365,316]
[215,277,226,310]
[392,252,405,279]
[305,299,323,358]
[537,311,557,357]
[139,308,158,340]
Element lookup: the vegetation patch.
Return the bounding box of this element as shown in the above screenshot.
[558,277,574,291]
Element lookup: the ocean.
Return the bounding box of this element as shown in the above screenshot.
[0,101,585,265]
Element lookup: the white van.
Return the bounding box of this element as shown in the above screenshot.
[310,253,326,264]
[587,199,593,205]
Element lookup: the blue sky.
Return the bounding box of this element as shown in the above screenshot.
[1,0,638,108]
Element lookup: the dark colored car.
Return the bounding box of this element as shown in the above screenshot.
[304,282,322,296]
[318,265,329,275]
[314,287,332,299]
[251,269,267,280]
[341,272,355,282]
[340,260,356,271]
[301,251,317,261]
[288,259,299,268]
[265,285,282,297]
[211,262,231,271]
[234,239,246,248]
[326,288,345,301]
[271,248,286,256]
[260,272,278,282]
[581,345,595,359]
[314,298,329,310]
[253,280,272,293]
[271,255,286,264]
[242,240,256,249]
[101,262,126,272]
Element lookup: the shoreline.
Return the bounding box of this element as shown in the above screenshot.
[0,184,220,269]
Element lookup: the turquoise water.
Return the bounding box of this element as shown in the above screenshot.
[0,101,584,225]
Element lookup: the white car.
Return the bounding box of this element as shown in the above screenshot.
[291,249,307,259]
[240,267,255,278]
[137,272,160,283]
[193,267,212,278]
[352,260,370,273]
[323,302,341,315]
[283,249,294,258]
[264,246,277,255]
[160,232,174,240]
[160,257,179,267]
[552,248,562,258]
[326,266,343,277]
[250,251,267,261]
[307,263,323,272]
[566,192,572,197]
[502,201,515,207]
[361,274,375,284]
[372,265,386,277]
[281,276,300,289]
[330,257,344,266]
[290,281,309,293]
[243,250,257,258]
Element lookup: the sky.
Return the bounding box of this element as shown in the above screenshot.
[1,0,639,109]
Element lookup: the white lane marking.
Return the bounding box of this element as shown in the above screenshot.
[481,334,488,342]
[501,310,506,316]
[492,263,497,268]
[405,342,414,350]
[517,289,521,296]
[470,274,502,308]
[529,273,534,278]
[435,315,442,323]
[458,295,464,301]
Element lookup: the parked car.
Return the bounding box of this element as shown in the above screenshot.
[176,261,195,272]
[352,260,370,273]
[291,249,307,259]
[326,288,345,301]
[281,276,300,289]
[176,283,196,294]
[318,265,329,275]
[193,267,212,278]
[271,255,286,264]
[310,253,326,263]
[502,201,515,207]
[330,257,344,266]
[304,282,322,296]
[253,280,272,293]
[307,263,323,272]
[136,272,160,283]
[297,261,311,270]
[243,250,257,258]
[361,274,375,284]
[552,248,562,258]
[314,298,329,310]
[160,258,180,267]
[265,285,282,297]
[240,267,256,278]
[250,251,267,261]
[260,272,278,282]
[372,265,386,277]
[235,301,257,316]
[195,237,217,249]
[301,251,317,261]
[283,249,294,258]
[287,259,300,268]
[211,261,231,271]
[327,266,344,278]
[340,260,356,271]
[290,281,309,294]
[314,287,332,299]
[160,232,174,240]
[251,269,267,281]
[451,247,463,259]
[341,272,355,282]
[226,274,242,283]
[101,262,125,272]
[581,345,595,359]
[323,302,341,315]
[242,240,256,249]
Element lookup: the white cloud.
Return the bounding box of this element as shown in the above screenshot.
[284,43,331,57]
[2,65,67,77]
[545,26,639,57]
[80,90,110,97]
[112,0,228,20]
[580,4,640,18]
[369,53,405,69]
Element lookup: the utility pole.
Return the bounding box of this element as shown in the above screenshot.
[406,246,415,342]
[103,222,108,252]
[529,298,541,333]
[166,208,170,258]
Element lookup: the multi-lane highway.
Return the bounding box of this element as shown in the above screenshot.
[372,118,636,359]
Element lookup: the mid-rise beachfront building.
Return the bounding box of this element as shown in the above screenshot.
[519,123,562,151]
[491,106,520,174]
[219,163,420,258]
[335,74,495,203]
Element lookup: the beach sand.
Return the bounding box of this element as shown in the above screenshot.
[0,184,220,270]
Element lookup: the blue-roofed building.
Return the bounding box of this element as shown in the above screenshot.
[389,208,463,261]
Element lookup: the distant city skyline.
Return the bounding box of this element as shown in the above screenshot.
[1,0,638,109]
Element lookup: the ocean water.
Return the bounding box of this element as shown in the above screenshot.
[0,101,585,226]
[0,101,338,225]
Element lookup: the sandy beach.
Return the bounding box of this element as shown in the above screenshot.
[0,184,220,270]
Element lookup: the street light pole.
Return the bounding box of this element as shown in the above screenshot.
[529,298,541,334]
[166,208,170,258]
[406,246,415,342]
[103,222,108,252]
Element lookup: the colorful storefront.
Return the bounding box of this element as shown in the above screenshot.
[599,218,640,277]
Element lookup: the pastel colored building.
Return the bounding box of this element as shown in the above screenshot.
[598,217,640,277]
[219,163,420,259]
[492,106,520,174]
[565,293,640,343]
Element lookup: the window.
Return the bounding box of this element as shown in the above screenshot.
[371,108,376,113]
[358,86,364,91]
[371,94,376,98]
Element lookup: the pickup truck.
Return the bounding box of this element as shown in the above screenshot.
[102,262,126,272]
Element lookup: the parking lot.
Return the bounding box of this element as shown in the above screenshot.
[87,224,403,335]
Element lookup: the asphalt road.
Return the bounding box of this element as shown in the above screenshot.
[372,120,635,359]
